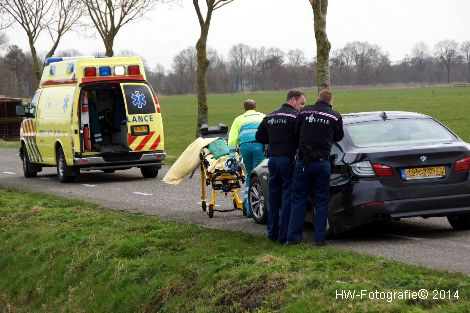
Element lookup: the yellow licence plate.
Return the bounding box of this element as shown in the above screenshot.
[131,125,149,136]
[402,166,446,180]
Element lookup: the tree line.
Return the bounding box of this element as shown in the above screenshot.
[1,39,469,98]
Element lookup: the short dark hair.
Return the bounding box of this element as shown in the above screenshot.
[286,89,305,101]
[244,99,256,110]
[318,89,333,103]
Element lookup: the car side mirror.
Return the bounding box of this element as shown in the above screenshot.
[16,105,26,116]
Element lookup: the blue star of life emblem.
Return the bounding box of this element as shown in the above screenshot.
[131,91,146,109]
[63,95,69,112]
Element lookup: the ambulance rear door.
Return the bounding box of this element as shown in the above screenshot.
[121,83,163,152]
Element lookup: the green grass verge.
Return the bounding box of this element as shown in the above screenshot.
[0,188,468,312]
[0,140,19,149]
[161,86,470,163]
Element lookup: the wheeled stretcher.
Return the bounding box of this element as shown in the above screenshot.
[199,124,245,218]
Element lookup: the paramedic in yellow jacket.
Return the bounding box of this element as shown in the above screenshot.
[228,99,266,217]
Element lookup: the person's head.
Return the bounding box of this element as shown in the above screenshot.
[318,89,333,106]
[286,89,306,111]
[244,99,257,111]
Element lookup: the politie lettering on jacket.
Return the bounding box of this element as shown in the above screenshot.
[306,114,330,125]
[268,118,287,125]
[127,115,154,123]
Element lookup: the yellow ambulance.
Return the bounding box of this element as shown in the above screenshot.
[16,56,165,182]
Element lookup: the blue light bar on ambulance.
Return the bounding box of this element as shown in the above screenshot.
[99,66,112,76]
[44,57,63,65]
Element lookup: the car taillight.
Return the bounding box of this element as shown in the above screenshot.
[454,157,470,172]
[372,163,394,177]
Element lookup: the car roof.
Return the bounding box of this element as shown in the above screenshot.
[342,111,431,124]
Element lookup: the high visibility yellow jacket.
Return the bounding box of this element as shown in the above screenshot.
[228,110,265,154]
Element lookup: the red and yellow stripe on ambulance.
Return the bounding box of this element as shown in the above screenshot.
[121,83,164,152]
[20,118,43,162]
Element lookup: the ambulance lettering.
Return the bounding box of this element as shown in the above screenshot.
[128,115,154,123]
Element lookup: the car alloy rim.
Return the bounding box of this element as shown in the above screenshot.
[250,182,265,219]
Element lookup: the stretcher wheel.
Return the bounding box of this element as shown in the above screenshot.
[202,201,207,212]
[208,204,214,218]
[232,199,238,209]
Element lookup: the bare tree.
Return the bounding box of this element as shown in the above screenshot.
[411,42,430,83]
[248,47,264,91]
[309,0,330,91]
[0,0,81,86]
[434,40,459,83]
[461,41,470,83]
[0,32,7,49]
[193,0,234,135]
[45,0,82,59]
[0,0,50,85]
[82,0,160,57]
[228,43,250,91]
[287,49,306,67]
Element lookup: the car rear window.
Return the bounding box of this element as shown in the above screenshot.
[346,118,456,148]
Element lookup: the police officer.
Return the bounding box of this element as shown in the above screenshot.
[287,89,344,246]
[228,99,265,217]
[256,90,305,243]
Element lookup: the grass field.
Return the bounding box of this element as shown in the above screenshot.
[2,86,470,164]
[0,187,469,313]
[160,86,470,163]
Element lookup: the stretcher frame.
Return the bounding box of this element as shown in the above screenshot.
[199,152,245,218]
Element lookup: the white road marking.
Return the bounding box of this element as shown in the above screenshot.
[386,234,424,241]
[2,172,15,175]
[82,184,97,187]
[133,192,153,196]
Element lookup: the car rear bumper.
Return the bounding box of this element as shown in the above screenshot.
[329,178,470,233]
[73,151,166,170]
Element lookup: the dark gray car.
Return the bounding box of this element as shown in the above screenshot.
[248,111,470,234]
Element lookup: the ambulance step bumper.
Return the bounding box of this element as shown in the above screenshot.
[74,151,165,170]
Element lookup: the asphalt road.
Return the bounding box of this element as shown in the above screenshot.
[1,147,469,275]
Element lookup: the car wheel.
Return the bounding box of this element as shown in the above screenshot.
[447,214,470,230]
[57,147,76,183]
[140,166,159,178]
[21,144,38,178]
[249,175,267,224]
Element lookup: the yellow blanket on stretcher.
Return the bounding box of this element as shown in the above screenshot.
[163,137,237,185]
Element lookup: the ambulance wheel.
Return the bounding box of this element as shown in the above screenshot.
[208,204,214,218]
[202,201,207,212]
[21,145,38,178]
[141,166,159,178]
[57,147,76,183]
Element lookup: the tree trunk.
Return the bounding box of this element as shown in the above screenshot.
[195,26,210,136]
[28,37,41,88]
[105,36,115,57]
[45,34,62,59]
[310,0,331,92]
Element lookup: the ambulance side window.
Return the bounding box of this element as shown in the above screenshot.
[28,90,40,117]
[123,85,156,115]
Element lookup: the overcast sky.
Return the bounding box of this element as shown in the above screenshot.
[5,0,470,71]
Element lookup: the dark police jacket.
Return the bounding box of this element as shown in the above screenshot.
[297,101,344,157]
[256,103,299,157]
